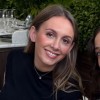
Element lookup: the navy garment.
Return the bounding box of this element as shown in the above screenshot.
[0,50,82,100]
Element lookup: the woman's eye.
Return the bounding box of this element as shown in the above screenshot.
[96,52,100,56]
[63,38,72,45]
[46,32,54,38]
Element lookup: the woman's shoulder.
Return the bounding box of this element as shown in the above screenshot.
[8,49,26,57]
[6,49,34,68]
[8,49,33,60]
[6,49,34,75]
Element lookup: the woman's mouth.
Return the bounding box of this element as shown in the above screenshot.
[46,50,58,59]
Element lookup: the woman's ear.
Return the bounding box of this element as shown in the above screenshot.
[29,26,36,42]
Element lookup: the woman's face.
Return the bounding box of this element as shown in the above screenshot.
[95,32,100,67]
[30,16,74,71]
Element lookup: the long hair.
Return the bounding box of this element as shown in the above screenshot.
[87,27,100,66]
[24,4,83,95]
[86,27,100,99]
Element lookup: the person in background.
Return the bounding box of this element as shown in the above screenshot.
[77,27,100,100]
[88,27,100,68]
[0,4,84,100]
[86,27,100,99]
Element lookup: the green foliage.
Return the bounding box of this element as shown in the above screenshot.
[0,0,73,19]
[0,0,54,19]
[53,0,73,7]
[68,0,100,51]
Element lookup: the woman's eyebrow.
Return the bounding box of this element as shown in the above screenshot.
[46,29,73,40]
[95,47,100,49]
[95,47,100,51]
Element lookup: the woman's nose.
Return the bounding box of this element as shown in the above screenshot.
[51,39,60,50]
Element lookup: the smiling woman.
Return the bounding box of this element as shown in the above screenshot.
[29,16,74,72]
[0,4,84,100]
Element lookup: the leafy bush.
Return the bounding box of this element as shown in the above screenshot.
[69,0,100,52]
[0,0,53,19]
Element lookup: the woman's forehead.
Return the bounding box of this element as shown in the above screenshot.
[40,16,74,37]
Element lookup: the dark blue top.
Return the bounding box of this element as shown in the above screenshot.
[0,50,82,100]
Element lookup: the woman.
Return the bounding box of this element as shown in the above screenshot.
[0,4,84,100]
[77,27,100,100]
[86,27,100,99]
[88,27,100,68]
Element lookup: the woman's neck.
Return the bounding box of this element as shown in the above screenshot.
[34,61,55,72]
